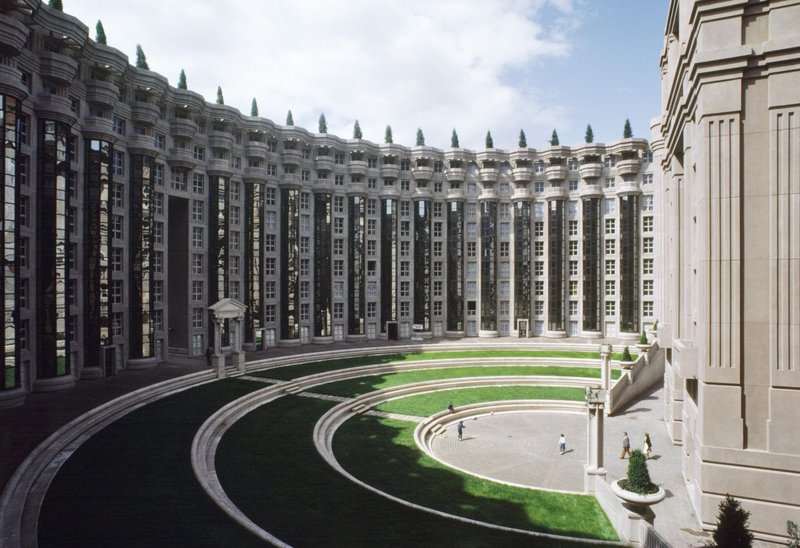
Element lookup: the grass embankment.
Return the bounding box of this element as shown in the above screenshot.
[217,394,618,546]
[373,386,586,416]
[38,379,265,547]
[255,349,622,382]
[313,364,619,399]
[334,413,619,542]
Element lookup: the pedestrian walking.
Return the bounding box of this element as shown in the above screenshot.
[620,432,631,459]
[558,433,566,455]
[447,401,454,414]
[456,420,465,440]
[643,432,653,458]
[205,346,213,367]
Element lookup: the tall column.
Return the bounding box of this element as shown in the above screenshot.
[479,199,497,335]
[380,197,398,333]
[546,195,567,336]
[314,191,332,339]
[446,199,464,334]
[513,197,532,335]
[348,193,366,336]
[584,387,607,493]
[413,198,431,332]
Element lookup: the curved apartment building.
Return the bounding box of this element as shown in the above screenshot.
[0,2,658,405]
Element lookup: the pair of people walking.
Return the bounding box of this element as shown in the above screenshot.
[620,432,653,459]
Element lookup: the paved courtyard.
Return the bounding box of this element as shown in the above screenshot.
[429,386,710,547]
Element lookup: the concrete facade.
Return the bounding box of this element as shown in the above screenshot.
[658,0,800,542]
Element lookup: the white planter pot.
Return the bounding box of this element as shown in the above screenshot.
[611,479,666,507]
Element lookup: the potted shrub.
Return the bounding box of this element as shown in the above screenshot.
[619,345,636,369]
[651,319,658,334]
[611,449,665,507]
[636,331,651,352]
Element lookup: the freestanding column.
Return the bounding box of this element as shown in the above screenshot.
[584,387,607,492]
[600,343,612,390]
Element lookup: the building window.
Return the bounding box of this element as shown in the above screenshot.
[643,280,654,296]
[643,258,654,274]
[605,301,616,316]
[113,150,125,176]
[192,226,204,248]
[606,280,616,296]
[534,281,544,296]
[643,216,653,232]
[643,301,654,316]
[265,258,276,276]
[192,254,203,274]
[192,281,203,301]
[333,302,344,320]
[192,308,204,329]
[643,237,654,253]
[605,239,616,255]
[605,260,615,276]
[192,200,204,222]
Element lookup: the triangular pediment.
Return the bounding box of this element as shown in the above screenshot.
[208,298,248,319]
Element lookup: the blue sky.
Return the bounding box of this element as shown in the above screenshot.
[65,0,668,150]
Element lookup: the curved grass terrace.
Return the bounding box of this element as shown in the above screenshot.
[372,386,586,416]
[255,349,625,382]
[335,414,618,542]
[313,365,620,398]
[33,347,624,546]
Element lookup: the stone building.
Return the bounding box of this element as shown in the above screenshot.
[658,0,800,542]
[0,3,657,410]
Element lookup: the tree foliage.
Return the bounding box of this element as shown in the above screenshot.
[95,21,107,45]
[135,45,149,70]
[519,129,527,148]
[48,0,63,11]
[416,128,425,146]
[286,110,294,126]
[385,125,393,144]
[485,131,493,149]
[639,331,648,345]
[619,450,658,494]
[251,98,259,117]
[706,495,753,547]
[216,86,224,105]
[451,129,459,148]
[318,113,327,133]
[178,69,187,90]
[585,124,594,143]
[353,120,362,139]
[621,346,633,362]
[623,118,633,138]
[788,520,800,548]
[550,129,559,146]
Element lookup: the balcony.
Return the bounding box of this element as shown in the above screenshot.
[445,167,466,182]
[244,165,268,181]
[39,51,79,84]
[479,168,498,182]
[34,93,76,123]
[478,188,498,201]
[544,185,567,200]
[579,163,603,180]
[414,186,432,199]
[616,158,642,176]
[127,133,157,153]
[207,158,232,175]
[348,160,368,176]
[280,173,301,187]
[446,188,465,201]
[0,14,29,55]
[245,140,268,157]
[81,115,115,139]
[129,101,160,126]
[85,80,118,108]
[170,118,197,139]
[545,165,568,182]
[412,165,433,181]
[380,164,400,179]
[616,180,641,196]
[315,156,334,172]
[512,167,532,182]
[511,187,532,200]
[208,130,233,150]
[167,148,196,168]
[348,180,367,195]
[578,184,603,198]
[281,149,302,166]
[0,65,27,98]
[314,177,333,191]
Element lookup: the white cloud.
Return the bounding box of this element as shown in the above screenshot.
[67,0,581,149]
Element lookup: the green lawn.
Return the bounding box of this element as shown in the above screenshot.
[314,364,619,398]
[216,395,573,547]
[38,379,266,547]
[374,386,586,416]
[255,349,621,381]
[335,414,619,542]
